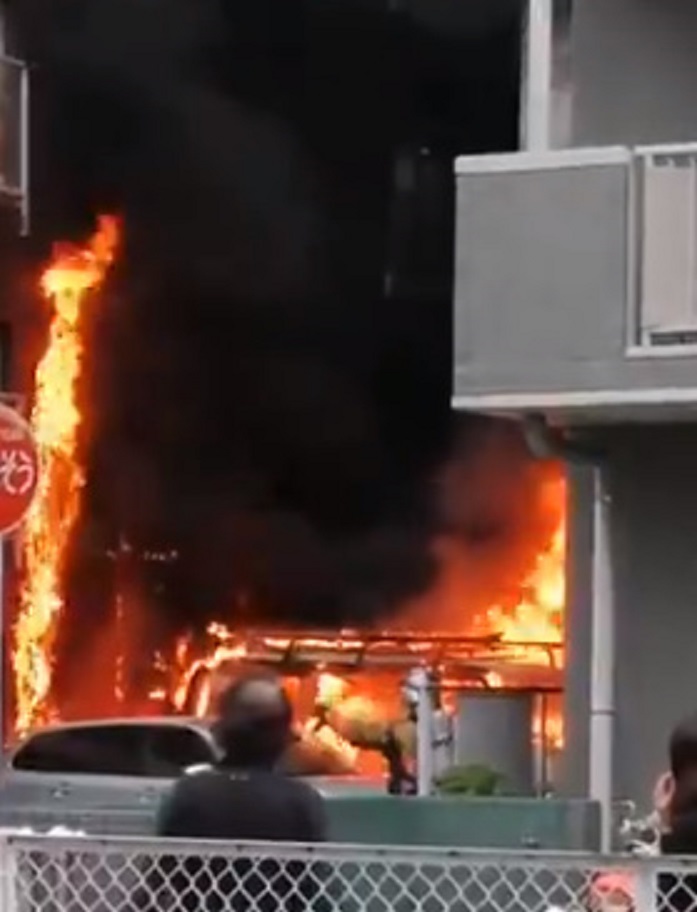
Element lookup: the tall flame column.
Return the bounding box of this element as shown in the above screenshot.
[14,216,119,735]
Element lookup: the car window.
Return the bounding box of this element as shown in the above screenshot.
[12,725,150,776]
[145,726,215,777]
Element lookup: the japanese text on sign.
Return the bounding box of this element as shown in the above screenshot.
[0,449,36,496]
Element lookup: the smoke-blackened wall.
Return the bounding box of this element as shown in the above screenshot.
[16,0,525,685]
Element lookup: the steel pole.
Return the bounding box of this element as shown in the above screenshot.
[522,0,553,151]
[589,463,615,852]
[413,667,434,796]
[19,62,30,236]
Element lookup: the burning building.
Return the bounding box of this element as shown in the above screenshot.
[5,0,573,795]
[11,212,566,782]
[0,3,27,747]
[8,0,697,849]
[9,231,565,780]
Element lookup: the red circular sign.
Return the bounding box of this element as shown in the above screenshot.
[0,404,39,536]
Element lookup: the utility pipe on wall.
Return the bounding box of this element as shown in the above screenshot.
[522,0,554,151]
[590,463,614,852]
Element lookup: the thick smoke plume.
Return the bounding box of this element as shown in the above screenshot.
[16,0,527,680]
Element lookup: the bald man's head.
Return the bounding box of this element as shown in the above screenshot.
[215,673,293,768]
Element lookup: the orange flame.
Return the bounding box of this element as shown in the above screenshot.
[14,216,120,735]
[164,470,567,766]
[481,474,565,659]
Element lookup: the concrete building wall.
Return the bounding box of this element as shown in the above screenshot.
[451,0,697,803]
[453,158,631,402]
[562,427,697,803]
[570,0,697,147]
[548,0,697,807]
[453,156,697,407]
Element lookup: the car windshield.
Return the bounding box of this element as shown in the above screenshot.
[11,721,369,779]
[12,723,216,777]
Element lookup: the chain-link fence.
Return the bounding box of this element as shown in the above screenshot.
[5,833,697,912]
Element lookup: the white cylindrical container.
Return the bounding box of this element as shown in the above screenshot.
[453,690,535,795]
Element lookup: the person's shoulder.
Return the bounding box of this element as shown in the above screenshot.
[183,763,215,779]
[157,768,217,836]
[285,777,327,840]
[280,775,323,800]
[281,776,327,824]
[265,773,324,811]
[169,764,219,798]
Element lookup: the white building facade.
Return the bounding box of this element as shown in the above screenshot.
[453,0,697,847]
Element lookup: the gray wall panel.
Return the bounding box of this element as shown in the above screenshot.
[454,159,697,403]
[561,428,697,804]
[455,163,628,373]
[571,0,697,147]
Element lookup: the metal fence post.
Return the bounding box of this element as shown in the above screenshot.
[1,835,19,912]
[633,863,657,912]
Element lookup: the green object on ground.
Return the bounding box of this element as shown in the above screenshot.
[435,764,505,796]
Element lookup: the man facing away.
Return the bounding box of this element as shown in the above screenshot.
[156,674,328,912]
[157,672,327,841]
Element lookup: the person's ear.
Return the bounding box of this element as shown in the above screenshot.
[653,771,676,829]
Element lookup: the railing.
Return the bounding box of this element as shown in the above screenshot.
[4,833,697,912]
[455,141,697,363]
[189,628,563,672]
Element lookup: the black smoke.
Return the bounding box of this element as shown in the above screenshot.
[16,0,524,662]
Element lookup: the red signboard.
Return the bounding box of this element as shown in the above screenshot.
[0,404,39,535]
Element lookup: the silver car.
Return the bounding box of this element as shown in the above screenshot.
[0,717,382,835]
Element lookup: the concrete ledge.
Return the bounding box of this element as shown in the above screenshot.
[326,796,601,851]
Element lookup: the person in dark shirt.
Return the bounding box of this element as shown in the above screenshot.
[660,813,697,912]
[667,714,697,821]
[156,674,327,912]
[158,672,327,840]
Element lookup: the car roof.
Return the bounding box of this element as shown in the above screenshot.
[16,716,214,744]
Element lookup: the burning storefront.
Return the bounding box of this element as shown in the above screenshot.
[6,0,572,796]
[9,215,566,793]
[167,627,564,789]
